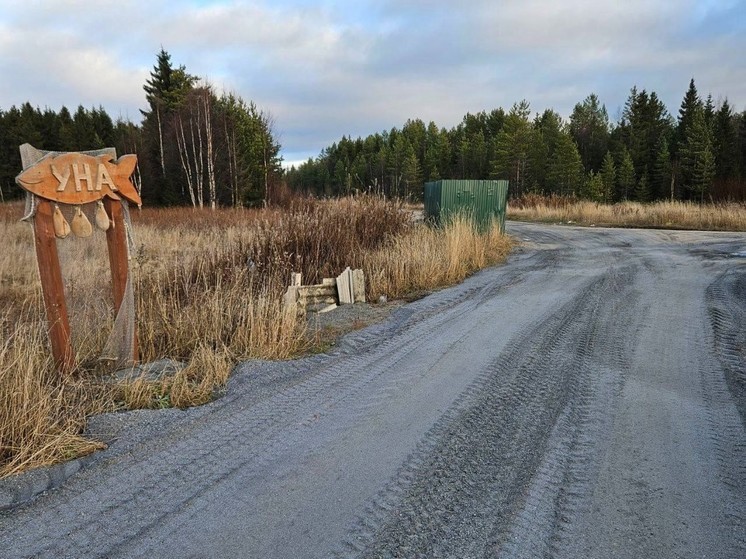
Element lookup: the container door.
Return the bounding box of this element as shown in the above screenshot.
[455,182,475,215]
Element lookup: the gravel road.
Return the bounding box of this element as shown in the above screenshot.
[1,222,744,559]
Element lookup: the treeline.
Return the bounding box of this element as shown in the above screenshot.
[287,80,746,202]
[0,49,282,207]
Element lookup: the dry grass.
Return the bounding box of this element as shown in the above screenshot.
[0,321,105,477]
[0,197,511,477]
[509,194,746,231]
[107,344,232,410]
[363,215,512,299]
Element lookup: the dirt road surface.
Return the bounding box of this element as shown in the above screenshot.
[2,222,744,558]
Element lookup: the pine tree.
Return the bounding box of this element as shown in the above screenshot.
[491,100,533,195]
[530,110,563,191]
[582,170,604,201]
[402,151,423,200]
[424,121,443,181]
[547,132,583,196]
[569,93,610,172]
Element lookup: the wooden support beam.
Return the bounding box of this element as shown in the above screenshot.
[104,198,138,362]
[33,199,74,374]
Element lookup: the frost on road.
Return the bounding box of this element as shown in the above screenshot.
[2,222,744,559]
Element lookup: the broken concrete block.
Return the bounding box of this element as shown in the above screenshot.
[352,269,366,303]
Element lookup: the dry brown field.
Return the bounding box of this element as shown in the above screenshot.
[508,194,746,231]
[0,197,511,477]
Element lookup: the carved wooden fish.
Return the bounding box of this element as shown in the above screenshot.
[16,152,142,207]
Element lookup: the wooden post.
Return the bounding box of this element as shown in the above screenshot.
[17,144,140,371]
[104,197,138,362]
[33,199,75,374]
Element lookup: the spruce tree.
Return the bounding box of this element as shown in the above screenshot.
[712,100,737,180]
[675,78,702,156]
[704,94,715,128]
[600,151,616,203]
[635,171,651,202]
[617,147,636,200]
[738,111,746,180]
[675,80,705,193]
[141,48,196,204]
[654,139,673,200]
[681,107,715,202]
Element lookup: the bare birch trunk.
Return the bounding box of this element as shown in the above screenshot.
[156,105,166,179]
[176,115,197,207]
[189,102,204,209]
[263,135,269,206]
[202,90,217,210]
[224,114,236,207]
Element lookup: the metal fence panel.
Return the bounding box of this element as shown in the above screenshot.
[424,179,508,231]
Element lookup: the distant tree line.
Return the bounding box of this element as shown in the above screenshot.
[287,79,746,202]
[0,49,282,207]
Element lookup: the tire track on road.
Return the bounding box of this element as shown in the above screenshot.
[339,264,637,559]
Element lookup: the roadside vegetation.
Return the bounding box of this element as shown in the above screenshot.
[0,196,511,477]
[508,194,746,231]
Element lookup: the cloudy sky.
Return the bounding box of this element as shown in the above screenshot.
[1,0,744,165]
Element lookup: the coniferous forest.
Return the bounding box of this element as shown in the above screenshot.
[287,80,746,203]
[1,53,745,205]
[0,49,282,208]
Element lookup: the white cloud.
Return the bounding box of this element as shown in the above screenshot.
[0,0,743,160]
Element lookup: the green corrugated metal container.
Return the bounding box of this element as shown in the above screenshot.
[424,179,509,231]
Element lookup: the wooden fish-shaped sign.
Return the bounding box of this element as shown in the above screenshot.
[16,152,142,207]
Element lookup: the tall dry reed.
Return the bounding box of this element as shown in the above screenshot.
[0,197,510,477]
[363,215,512,299]
[509,194,746,231]
[0,320,105,477]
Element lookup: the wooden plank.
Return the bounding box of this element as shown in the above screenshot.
[104,198,138,362]
[16,151,141,206]
[33,199,74,374]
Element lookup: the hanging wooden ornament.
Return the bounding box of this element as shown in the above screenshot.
[71,206,93,237]
[95,200,111,231]
[52,204,71,239]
